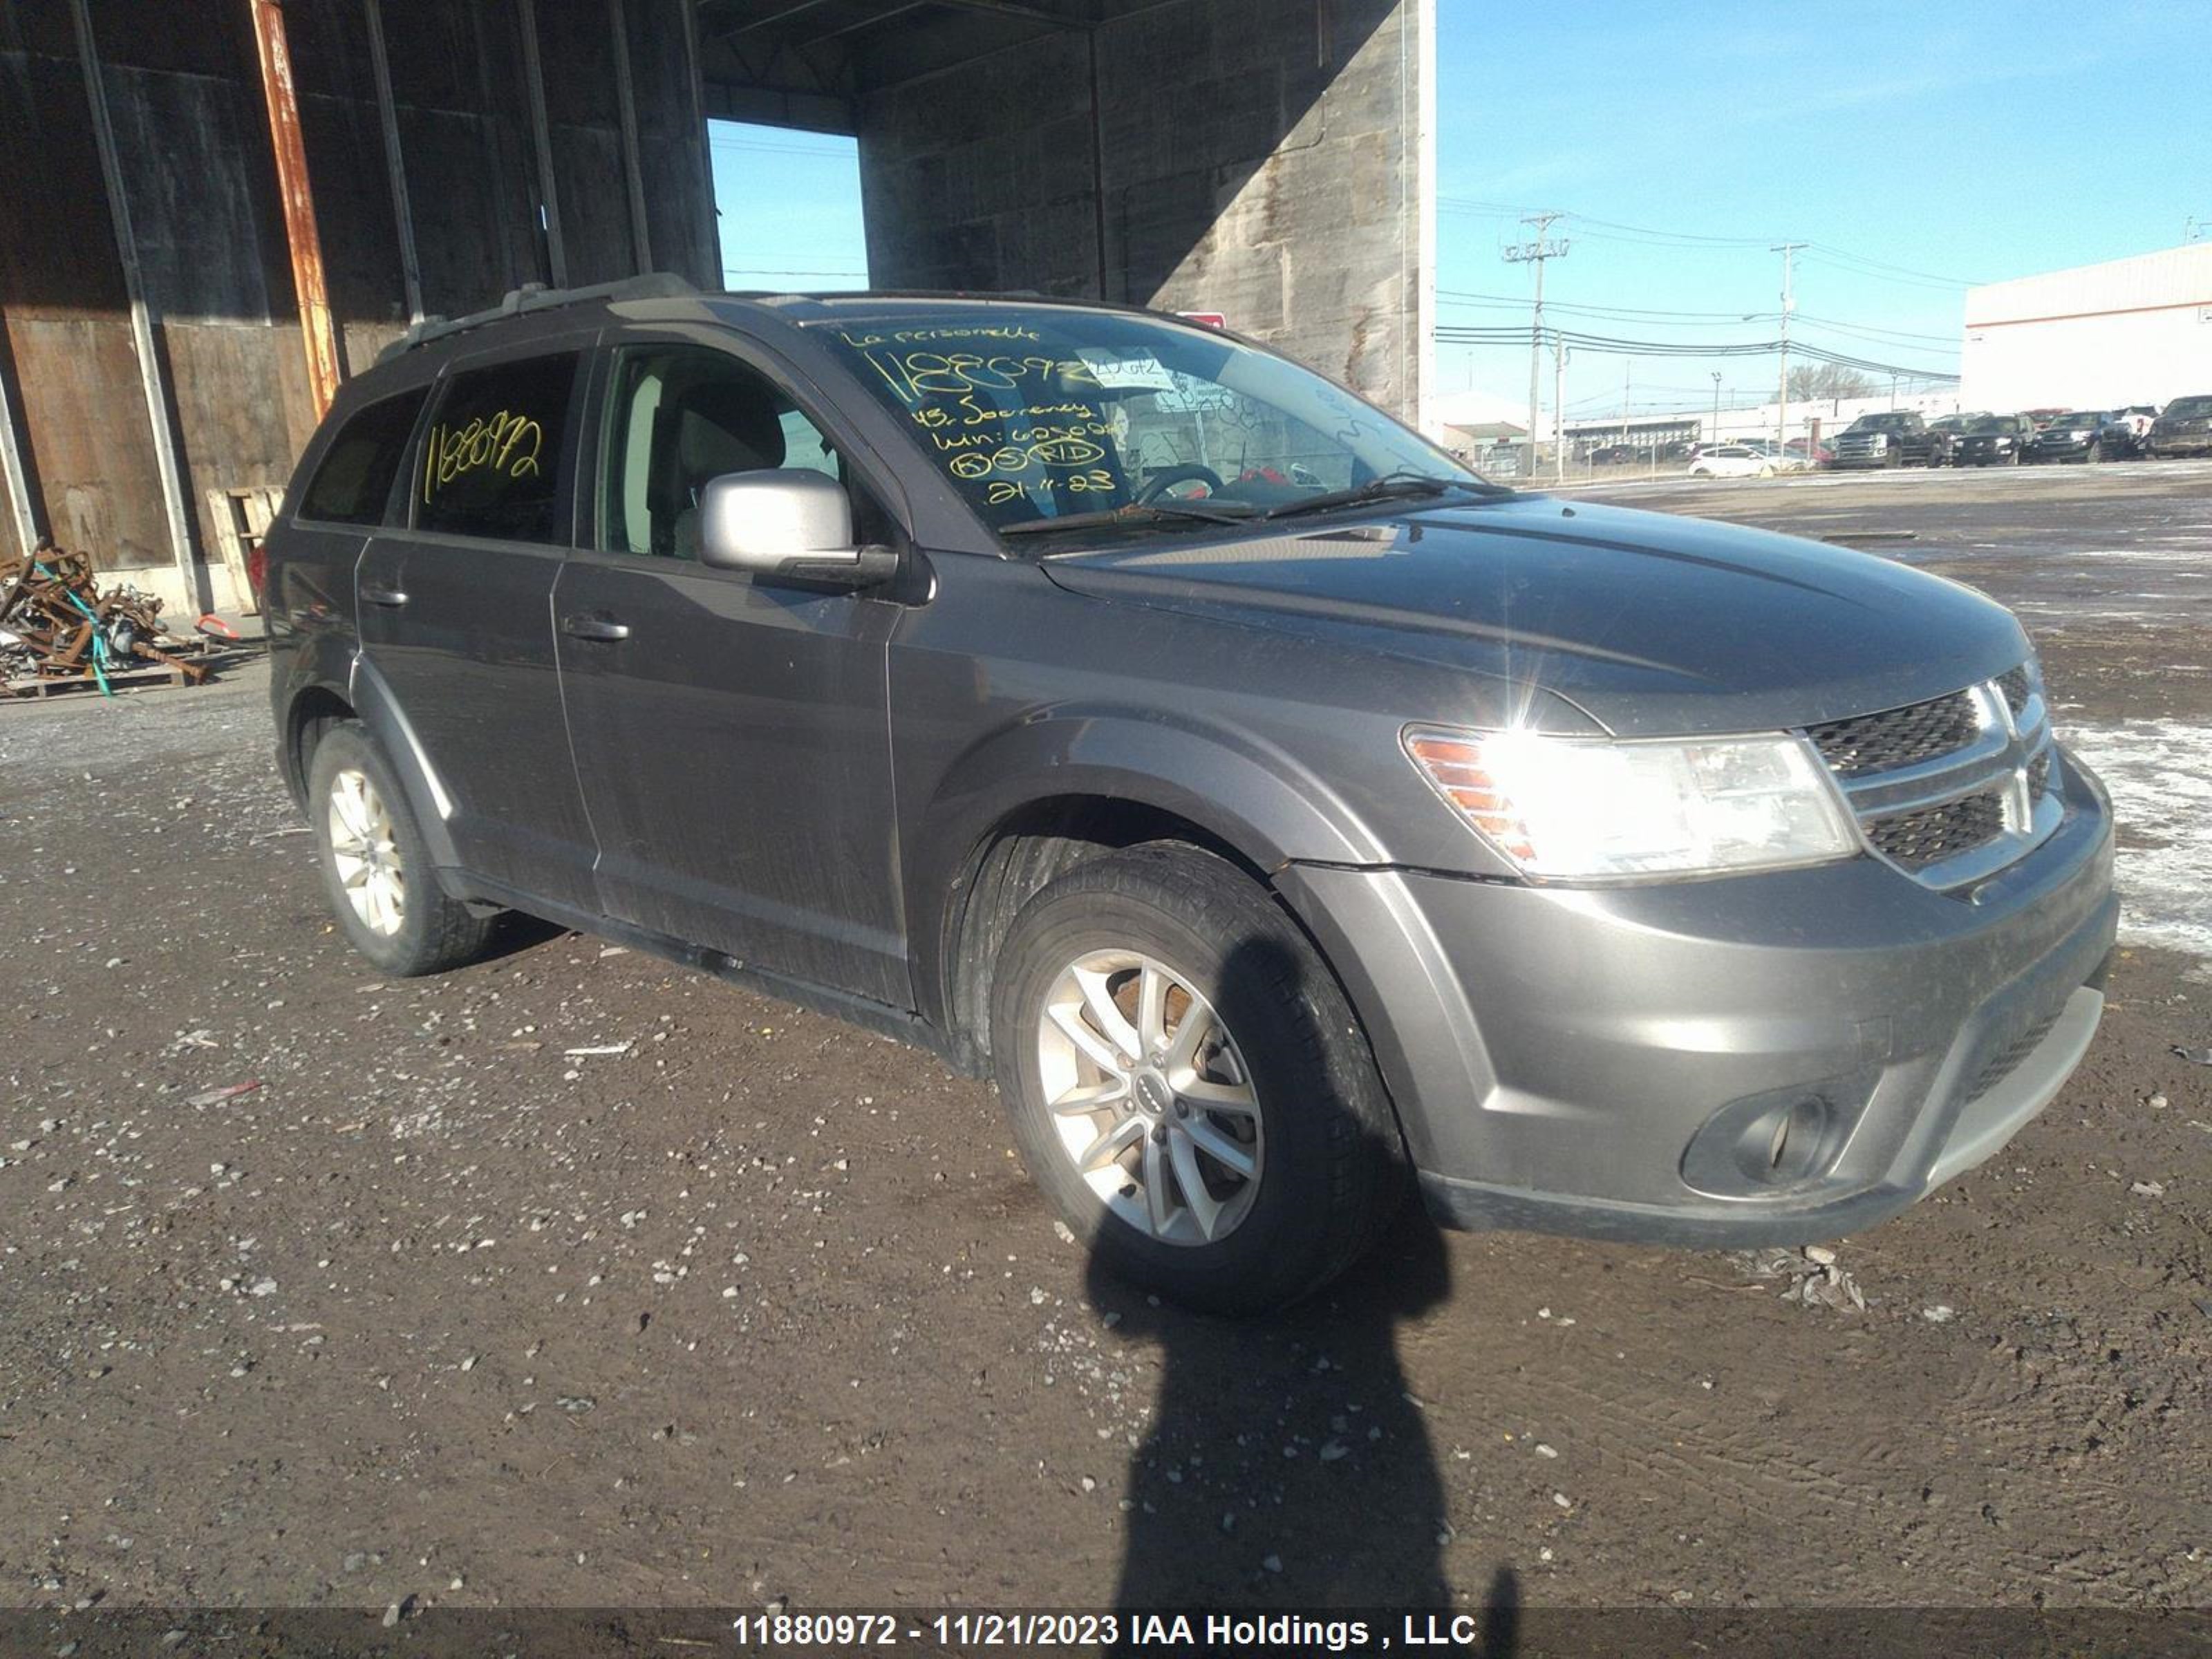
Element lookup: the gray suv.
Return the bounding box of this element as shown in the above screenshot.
[266,277,2116,1311]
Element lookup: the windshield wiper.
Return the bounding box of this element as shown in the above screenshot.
[1256,472,1501,523]
[999,499,1261,536]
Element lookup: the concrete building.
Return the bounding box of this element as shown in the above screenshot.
[1960,243,2212,415]
[0,0,1437,619]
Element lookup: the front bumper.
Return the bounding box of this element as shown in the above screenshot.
[1277,747,2116,1247]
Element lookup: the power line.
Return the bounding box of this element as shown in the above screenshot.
[721,266,870,279]
[1436,198,1983,286]
[1434,325,1960,383]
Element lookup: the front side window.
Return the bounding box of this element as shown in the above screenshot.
[810,306,1482,539]
[416,353,580,543]
[299,387,427,525]
[597,346,846,559]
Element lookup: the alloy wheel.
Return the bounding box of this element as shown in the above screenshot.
[1035,949,1264,1246]
[327,767,405,937]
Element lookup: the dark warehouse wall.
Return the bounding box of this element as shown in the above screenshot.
[0,0,715,597]
[855,0,1432,424]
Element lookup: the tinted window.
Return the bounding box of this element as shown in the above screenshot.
[298,388,426,525]
[418,353,580,543]
[598,346,851,559]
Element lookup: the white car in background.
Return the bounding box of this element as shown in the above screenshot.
[1743,439,1815,473]
[1688,444,1777,478]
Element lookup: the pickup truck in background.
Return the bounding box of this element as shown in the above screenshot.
[1953,414,2036,467]
[1830,411,1933,469]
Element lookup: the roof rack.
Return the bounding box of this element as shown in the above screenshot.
[377,272,700,362]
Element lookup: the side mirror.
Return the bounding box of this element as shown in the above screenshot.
[696,470,899,588]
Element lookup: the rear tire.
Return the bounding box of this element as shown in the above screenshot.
[308,722,497,977]
[989,844,1406,1313]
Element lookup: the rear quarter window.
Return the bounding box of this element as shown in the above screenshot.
[297,387,428,525]
[417,353,582,543]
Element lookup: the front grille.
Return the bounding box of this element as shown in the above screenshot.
[1965,1009,2063,1103]
[1866,789,2007,870]
[1809,691,1980,777]
[1997,666,2031,717]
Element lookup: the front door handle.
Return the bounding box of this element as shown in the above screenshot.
[561,613,632,642]
[360,584,409,608]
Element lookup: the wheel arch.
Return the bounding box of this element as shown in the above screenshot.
[281,682,355,812]
[909,710,1392,1058]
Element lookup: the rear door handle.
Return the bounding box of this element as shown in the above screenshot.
[361,584,409,608]
[561,613,631,642]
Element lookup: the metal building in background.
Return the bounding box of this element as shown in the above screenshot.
[0,0,1436,617]
[1960,243,2212,415]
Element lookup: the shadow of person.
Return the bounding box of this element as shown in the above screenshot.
[1080,931,1505,1645]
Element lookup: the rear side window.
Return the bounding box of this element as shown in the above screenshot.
[417,353,581,543]
[297,388,427,525]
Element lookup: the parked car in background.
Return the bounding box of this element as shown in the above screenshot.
[2023,411,2132,464]
[1925,413,1983,467]
[1688,444,1776,478]
[1831,411,1934,469]
[1588,442,1635,465]
[263,280,2116,1308]
[2021,408,2068,431]
[2110,405,2159,445]
[1953,414,2034,467]
[2148,395,2212,458]
[1783,437,1835,467]
[1741,440,1813,474]
[1660,439,1698,462]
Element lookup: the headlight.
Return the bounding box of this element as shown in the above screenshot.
[1404,727,1860,880]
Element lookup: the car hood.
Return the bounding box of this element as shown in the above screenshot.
[1038,494,2027,738]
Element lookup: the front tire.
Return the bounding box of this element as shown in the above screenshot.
[308,723,497,977]
[990,845,1405,1313]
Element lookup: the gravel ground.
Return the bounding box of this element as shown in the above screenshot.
[1,465,2209,1626]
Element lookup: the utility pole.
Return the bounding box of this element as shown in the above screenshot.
[1710,371,1723,448]
[1621,359,1631,446]
[1504,211,1568,479]
[1553,341,1569,482]
[1773,242,1804,452]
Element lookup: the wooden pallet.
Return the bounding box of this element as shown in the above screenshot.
[3,662,207,700]
[1,639,233,700]
[203,485,281,617]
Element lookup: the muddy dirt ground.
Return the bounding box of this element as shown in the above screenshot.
[1,464,2208,1629]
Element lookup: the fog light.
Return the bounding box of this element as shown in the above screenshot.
[1681,1076,1870,1199]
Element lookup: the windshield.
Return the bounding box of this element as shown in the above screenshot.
[1964,417,2011,433]
[809,306,1490,537]
[2165,395,2212,418]
[2049,413,2098,428]
[1848,414,1911,431]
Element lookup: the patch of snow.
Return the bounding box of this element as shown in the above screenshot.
[2063,720,2212,959]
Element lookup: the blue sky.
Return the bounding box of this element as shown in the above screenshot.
[710,2,2211,421]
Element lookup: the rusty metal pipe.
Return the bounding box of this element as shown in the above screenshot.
[248,0,342,418]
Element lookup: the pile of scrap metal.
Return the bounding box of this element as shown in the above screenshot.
[0,541,212,697]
